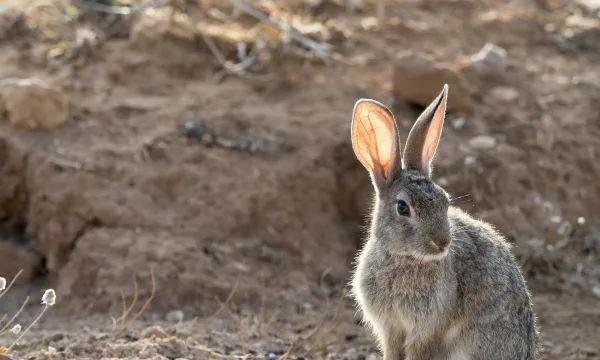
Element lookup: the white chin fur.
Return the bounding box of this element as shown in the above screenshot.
[412,248,449,262]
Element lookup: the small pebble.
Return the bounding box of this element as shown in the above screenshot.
[142,325,168,339]
[166,309,184,323]
[592,285,600,298]
[470,43,507,73]
[265,349,285,358]
[490,86,520,102]
[451,116,467,129]
[550,215,562,224]
[182,120,205,140]
[469,135,497,150]
[464,155,477,166]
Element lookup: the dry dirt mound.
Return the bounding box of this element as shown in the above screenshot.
[0,0,597,310]
[0,0,599,358]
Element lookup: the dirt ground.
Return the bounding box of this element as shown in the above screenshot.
[0,0,599,359]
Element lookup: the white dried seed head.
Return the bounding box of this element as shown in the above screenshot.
[0,277,6,291]
[42,289,56,306]
[10,324,21,335]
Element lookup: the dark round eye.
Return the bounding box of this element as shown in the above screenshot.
[396,200,411,217]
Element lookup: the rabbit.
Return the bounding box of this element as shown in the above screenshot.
[350,84,539,360]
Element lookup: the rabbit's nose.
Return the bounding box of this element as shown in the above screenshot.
[431,236,450,251]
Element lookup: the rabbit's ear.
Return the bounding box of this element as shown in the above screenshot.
[402,84,448,178]
[351,99,401,188]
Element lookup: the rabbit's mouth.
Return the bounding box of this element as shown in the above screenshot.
[411,247,450,262]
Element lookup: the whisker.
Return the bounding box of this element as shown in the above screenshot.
[449,193,472,202]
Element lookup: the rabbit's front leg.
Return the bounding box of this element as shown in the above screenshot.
[381,326,406,360]
[404,341,439,360]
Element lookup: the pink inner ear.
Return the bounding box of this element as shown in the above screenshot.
[352,101,396,179]
[421,93,447,171]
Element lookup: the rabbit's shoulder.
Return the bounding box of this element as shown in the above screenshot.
[449,206,532,309]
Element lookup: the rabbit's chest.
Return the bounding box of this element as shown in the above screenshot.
[356,255,455,332]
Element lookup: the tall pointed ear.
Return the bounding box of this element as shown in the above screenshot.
[351,99,401,188]
[402,84,448,178]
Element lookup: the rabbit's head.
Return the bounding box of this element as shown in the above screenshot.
[351,85,451,261]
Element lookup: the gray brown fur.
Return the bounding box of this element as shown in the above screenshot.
[350,86,539,360]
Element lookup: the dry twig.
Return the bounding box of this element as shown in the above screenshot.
[73,0,169,15]
[115,267,156,333]
[0,297,30,336]
[0,270,23,301]
[228,0,332,64]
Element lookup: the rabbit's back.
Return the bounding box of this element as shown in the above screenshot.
[449,207,539,359]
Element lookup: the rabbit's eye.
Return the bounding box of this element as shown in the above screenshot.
[396,200,411,217]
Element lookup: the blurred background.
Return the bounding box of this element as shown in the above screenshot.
[0,0,598,359]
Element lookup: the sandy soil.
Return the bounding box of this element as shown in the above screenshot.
[0,0,598,359]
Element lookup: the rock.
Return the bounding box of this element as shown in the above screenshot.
[166,310,184,323]
[142,325,169,339]
[469,135,497,150]
[469,43,507,74]
[393,53,473,112]
[182,120,206,140]
[490,86,520,102]
[0,78,69,130]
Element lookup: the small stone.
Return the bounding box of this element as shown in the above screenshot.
[451,116,467,129]
[464,155,477,166]
[469,135,497,150]
[577,216,586,225]
[182,120,205,140]
[142,325,169,339]
[550,215,562,224]
[232,261,250,273]
[490,86,520,102]
[557,221,572,235]
[265,350,284,359]
[360,17,379,30]
[469,43,507,74]
[166,310,184,323]
[0,78,69,130]
[543,340,554,348]
[366,353,379,360]
[591,285,600,298]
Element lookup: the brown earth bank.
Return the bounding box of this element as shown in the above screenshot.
[0,0,598,358]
